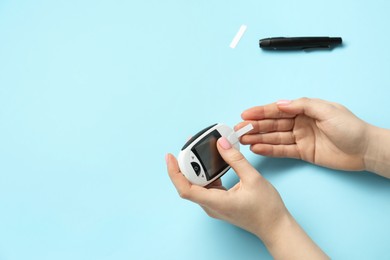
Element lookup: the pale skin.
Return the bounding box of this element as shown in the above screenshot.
[166,97,390,259]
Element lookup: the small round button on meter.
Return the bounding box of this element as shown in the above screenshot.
[191,162,201,176]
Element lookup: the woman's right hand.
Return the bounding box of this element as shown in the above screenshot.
[166,136,328,259]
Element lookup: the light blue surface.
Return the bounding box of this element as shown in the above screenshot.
[1,0,390,259]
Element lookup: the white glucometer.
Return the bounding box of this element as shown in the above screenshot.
[178,123,253,186]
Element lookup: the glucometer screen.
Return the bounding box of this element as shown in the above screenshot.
[192,130,228,180]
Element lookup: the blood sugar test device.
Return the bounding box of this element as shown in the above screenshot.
[178,123,253,186]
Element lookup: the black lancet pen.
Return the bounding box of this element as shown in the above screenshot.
[259,37,342,50]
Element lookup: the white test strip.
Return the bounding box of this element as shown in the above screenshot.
[235,123,254,138]
[227,123,254,145]
[229,24,247,49]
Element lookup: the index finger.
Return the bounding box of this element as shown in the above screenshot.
[241,102,296,120]
[235,119,295,134]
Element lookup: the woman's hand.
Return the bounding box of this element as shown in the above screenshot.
[166,136,328,259]
[236,98,371,171]
[166,137,287,239]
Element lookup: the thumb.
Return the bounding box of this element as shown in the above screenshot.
[217,137,260,182]
[277,97,336,121]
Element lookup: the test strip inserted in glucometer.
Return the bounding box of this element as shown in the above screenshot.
[227,123,253,145]
[178,123,253,186]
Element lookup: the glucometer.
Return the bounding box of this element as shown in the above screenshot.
[178,123,253,186]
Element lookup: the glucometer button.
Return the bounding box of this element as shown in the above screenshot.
[191,162,201,176]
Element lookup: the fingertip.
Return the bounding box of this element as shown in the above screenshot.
[165,153,170,165]
[166,154,194,198]
[166,153,177,169]
[166,153,180,175]
[241,109,251,120]
[240,111,246,119]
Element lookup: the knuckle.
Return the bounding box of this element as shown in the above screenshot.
[205,211,217,219]
[178,190,191,200]
[282,119,294,131]
[299,97,312,107]
[331,102,347,111]
[272,119,278,131]
[229,151,246,165]
[251,172,263,182]
[300,97,311,102]
[277,109,285,118]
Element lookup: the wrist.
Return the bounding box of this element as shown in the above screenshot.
[256,211,329,259]
[364,125,390,178]
[256,211,294,250]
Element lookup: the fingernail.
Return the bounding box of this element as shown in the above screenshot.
[276,100,292,106]
[218,137,232,150]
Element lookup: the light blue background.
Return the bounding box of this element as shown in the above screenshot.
[1,0,390,259]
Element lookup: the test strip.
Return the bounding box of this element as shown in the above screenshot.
[227,123,254,145]
[229,25,247,49]
[235,123,253,138]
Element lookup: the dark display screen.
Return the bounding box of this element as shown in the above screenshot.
[191,130,228,180]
